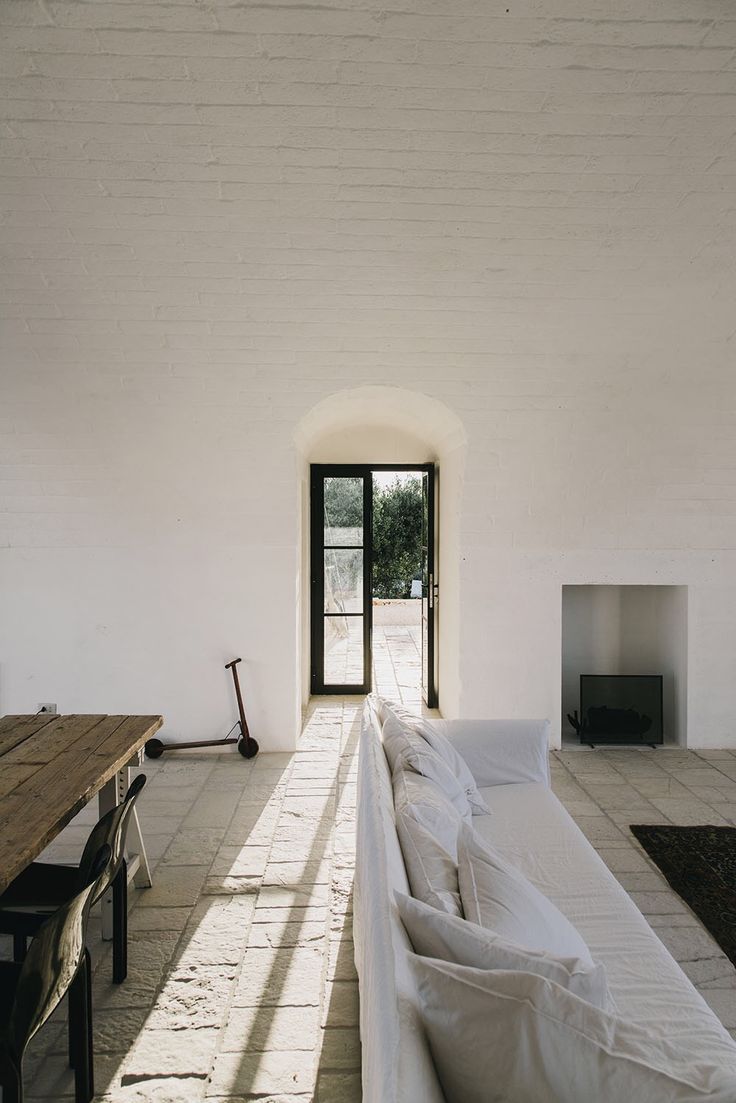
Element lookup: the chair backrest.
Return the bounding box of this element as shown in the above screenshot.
[77,773,146,901]
[7,844,111,1058]
[77,772,146,900]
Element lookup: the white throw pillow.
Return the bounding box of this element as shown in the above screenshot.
[415,721,490,815]
[376,695,415,726]
[393,767,464,861]
[381,712,416,772]
[457,824,593,963]
[408,957,736,1103]
[396,816,462,917]
[395,891,613,1011]
[393,745,473,823]
[382,702,490,815]
[383,713,472,820]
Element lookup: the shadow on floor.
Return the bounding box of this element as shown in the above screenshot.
[7,699,367,1101]
[8,750,290,1100]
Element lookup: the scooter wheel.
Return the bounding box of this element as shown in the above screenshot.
[145,738,165,759]
[238,738,259,759]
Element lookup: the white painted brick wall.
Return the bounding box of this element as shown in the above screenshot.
[2,0,736,747]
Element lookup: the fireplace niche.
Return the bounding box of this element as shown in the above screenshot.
[572,674,663,746]
[561,586,688,747]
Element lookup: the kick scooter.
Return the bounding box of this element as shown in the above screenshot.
[144,657,259,759]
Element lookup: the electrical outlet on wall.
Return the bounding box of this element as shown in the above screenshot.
[37,703,57,714]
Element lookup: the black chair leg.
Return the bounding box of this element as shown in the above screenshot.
[68,961,83,1074]
[69,954,92,1103]
[13,934,26,963]
[0,1053,23,1103]
[84,948,94,1102]
[112,860,127,984]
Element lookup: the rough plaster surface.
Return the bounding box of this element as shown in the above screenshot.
[2,2,736,745]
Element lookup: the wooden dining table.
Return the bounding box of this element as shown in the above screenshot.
[0,713,163,912]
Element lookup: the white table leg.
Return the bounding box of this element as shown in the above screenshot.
[97,754,151,940]
[127,805,152,888]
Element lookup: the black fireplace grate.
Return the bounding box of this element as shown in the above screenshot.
[570,674,664,746]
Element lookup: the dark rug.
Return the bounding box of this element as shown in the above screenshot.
[630,824,736,967]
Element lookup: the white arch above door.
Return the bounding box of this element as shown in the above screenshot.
[294,385,466,463]
[294,386,467,718]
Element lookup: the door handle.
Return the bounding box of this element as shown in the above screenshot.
[429,574,435,609]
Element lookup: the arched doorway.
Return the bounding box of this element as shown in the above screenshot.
[294,387,466,715]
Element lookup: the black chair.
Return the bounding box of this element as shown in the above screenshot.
[0,843,111,1103]
[0,774,146,985]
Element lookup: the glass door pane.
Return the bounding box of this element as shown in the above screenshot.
[324,548,363,613]
[324,477,363,545]
[324,617,364,684]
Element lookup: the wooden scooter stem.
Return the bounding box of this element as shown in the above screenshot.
[226,658,251,741]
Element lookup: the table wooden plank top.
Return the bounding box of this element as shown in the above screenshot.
[0,713,163,895]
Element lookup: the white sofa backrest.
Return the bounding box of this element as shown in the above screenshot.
[422,718,551,788]
[355,696,447,1103]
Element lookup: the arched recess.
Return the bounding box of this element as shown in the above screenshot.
[294,386,467,717]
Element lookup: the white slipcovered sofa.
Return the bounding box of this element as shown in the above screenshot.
[354,695,736,1102]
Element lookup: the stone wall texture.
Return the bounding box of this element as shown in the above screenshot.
[2,1,736,747]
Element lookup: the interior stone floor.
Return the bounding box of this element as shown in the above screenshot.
[7,704,736,1102]
[371,623,422,707]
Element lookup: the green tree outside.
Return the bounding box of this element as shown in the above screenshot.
[372,476,423,599]
[322,474,423,600]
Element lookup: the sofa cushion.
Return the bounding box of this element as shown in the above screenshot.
[393,767,464,861]
[414,721,491,814]
[396,891,612,1011]
[408,957,736,1103]
[382,702,490,815]
[381,712,421,773]
[383,715,474,822]
[457,823,594,964]
[396,817,462,917]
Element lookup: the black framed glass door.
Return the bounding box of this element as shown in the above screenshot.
[310,467,372,694]
[310,463,437,703]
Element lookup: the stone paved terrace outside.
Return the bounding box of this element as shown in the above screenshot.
[325,602,423,709]
[371,622,422,709]
[7,702,736,1102]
